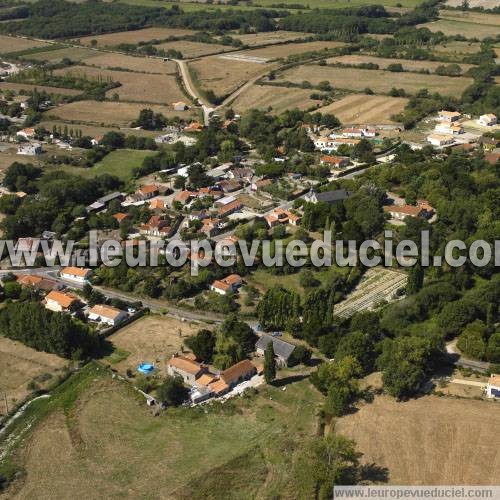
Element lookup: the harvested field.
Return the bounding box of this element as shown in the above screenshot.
[336,394,500,484]
[53,65,184,103]
[0,336,67,417]
[314,94,408,124]
[39,120,158,139]
[334,267,407,317]
[188,55,275,97]
[0,82,82,96]
[231,30,310,47]
[446,0,500,7]
[419,11,500,39]
[45,101,195,127]
[153,40,231,58]
[21,46,100,63]
[84,52,177,74]
[326,54,474,74]
[241,40,346,60]
[76,27,196,47]
[104,314,213,375]
[230,83,320,114]
[276,65,473,96]
[0,35,49,54]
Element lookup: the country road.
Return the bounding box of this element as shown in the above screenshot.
[446,339,490,373]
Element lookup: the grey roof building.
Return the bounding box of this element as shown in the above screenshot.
[303,187,351,205]
[255,334,296,366]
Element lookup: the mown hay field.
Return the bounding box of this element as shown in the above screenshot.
[188,55,276,97]
[39,120,159,139]
[21,46,101,63]
[230,83,320,114]
[231,30,310,47]
[326,54,474,74]
[315,94,409,125]
[45,100,196,127]
[53,65,185,103]
[0,34,50,54]
[75,27,196,46]
[336,394,500,484]
[0,336,68,417]
[432,40,482,55]
[241,40,346,60]
[153,40,232,58]
[84,53,178,74]
[446,0,500,7]
[276,65,473,96]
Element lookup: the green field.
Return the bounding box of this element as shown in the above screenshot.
[0,362,323,498]
[69,149,155,181]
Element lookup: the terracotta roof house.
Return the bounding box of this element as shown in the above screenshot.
[88,304,127,326]
[218,179,242,193]
[320,155,350,168]
[208,378,230,396]
[149,198,165,211]
[43,290,79,313]
[185,121,203,133]
[139,215,171,237]
[220,359,256,387]
[251,178,272,191]
[175,190,196,204]
[17,274,62,292]
[210,274,243,295]
[113,212,130,223]
[438,110,461,122]
[137,184,159,200]
[218,199,242,217]
[383,205,424,220]
[60,267,92,284]
[167,355,207,385]
[265,208,301,228]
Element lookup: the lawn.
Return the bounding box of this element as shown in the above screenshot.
[1,362,323,498]
[69,149,155,181]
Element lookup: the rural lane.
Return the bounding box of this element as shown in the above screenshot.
[446,339,490,373]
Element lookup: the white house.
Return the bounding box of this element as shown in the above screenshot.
[478,114,497,127]
[60,266,92,284]
[486,374,500,398]
[435,122,463,135]
[16,127,35,140]
[88,304,127,326]
[210,274,243,295]
[173,101,189,111]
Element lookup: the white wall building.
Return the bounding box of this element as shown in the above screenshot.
[88,304,127,326]
[60,266,92,284]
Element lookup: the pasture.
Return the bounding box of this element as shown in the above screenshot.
[85,53,177,74]
[0,35,49,54]
[336,394,500,484]
[326,54,474,74]
[45,101,194,127]
[76,27,196,47]
[65,149,155,181]
[229,83,320,114]
[432,40,482,55]
[53,65,185,103]
[0,336,68,417]
[21,46,101,63]
[275,65,473,96]
[2,362,323,498]
[39,120,158,139]
[104,314,213,375]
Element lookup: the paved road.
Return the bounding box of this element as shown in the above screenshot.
[446,339,490,373]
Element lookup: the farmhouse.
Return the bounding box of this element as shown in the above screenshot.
[320,155,350,168]
[113,212,130,223]
[219,359,256,388]
[265,208,301,227]
[60,266,92,284]
[210,274,243,295]
[175,190,196,204]
[383,205,424,220]
[137,184,159,200]
[17,142,42,155]
[427,134,455,147]
[486,374,500,398]
[172,101,189,111]
[139,215,171,237]
[303,187,351,205]
[478,114,497,127]
[43,290,79,313]
[218,199,243,217]
[255,334,296,367]
[218,179,242,193]
[251,178,272,191]
[16,127,35,140]
[342,127,364,138]
[167,355,207,385]
[438,110,461,122]
[88,304,127,326]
